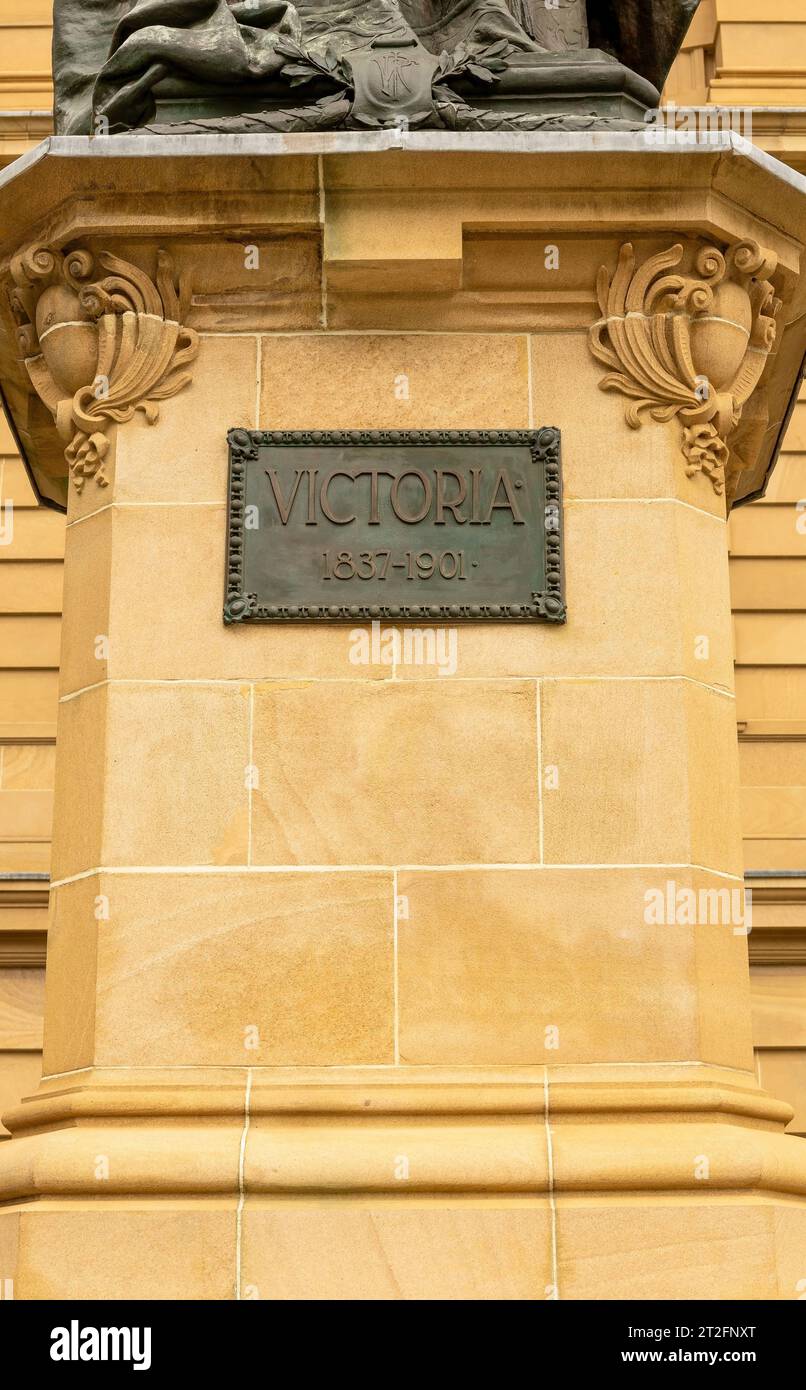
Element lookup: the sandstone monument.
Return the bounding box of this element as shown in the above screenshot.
[1,0,805,1300]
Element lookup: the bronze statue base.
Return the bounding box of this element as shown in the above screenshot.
[144,51,657,135]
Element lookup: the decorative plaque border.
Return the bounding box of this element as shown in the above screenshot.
[225,428,565,624]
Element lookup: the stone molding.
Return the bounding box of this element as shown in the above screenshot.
[7,244,199,493]
[1,1067,804,1200]
[1,137,802,510]
[588,238,783,501]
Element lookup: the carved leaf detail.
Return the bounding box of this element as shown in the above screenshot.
[587,238,781,498]
[9,245,199,492]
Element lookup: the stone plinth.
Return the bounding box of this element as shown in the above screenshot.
[1,131,805,1300]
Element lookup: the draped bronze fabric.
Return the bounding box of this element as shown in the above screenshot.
[53,0,134,133]
[587,0,700,97]
[55,1,304,131]
[52,0,701,133]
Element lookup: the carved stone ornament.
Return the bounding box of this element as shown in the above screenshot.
[7,246,199,492]
[588,240,782,497]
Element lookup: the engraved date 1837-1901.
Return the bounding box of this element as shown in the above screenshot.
[321,549,474,581]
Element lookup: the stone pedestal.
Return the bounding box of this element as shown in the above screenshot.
[1,131,805,1300]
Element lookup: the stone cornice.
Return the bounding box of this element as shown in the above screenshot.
[0,877,48,967]
[0,111,53,172]
[0,929,47,968]
[0,132,803,510]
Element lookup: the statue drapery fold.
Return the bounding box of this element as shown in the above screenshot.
[56,0,542,132]
[52,0,700,134]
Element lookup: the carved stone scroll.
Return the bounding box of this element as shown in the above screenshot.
[588,239,782,497]
[7,246,199,493]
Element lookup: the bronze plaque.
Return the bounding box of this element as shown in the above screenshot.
[224,429,564,623]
